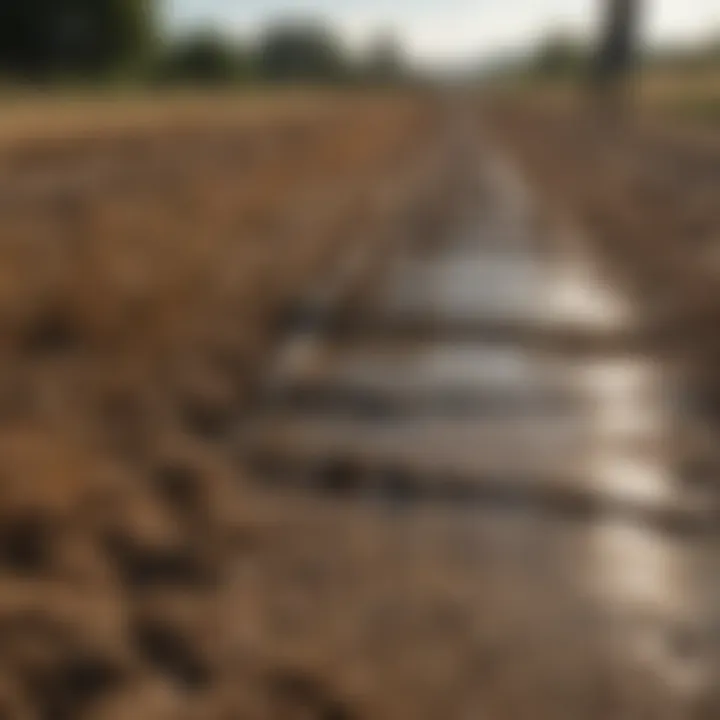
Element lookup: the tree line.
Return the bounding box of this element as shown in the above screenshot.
[527,0,640,83]
[0,0,404,85]
[527,1,719,85]
[158,25,404,86]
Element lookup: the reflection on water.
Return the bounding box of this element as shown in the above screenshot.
[547,243,712,695]
[590,519,712,695]
[545,240,715,698]
[248,149,717,708]
[580,357,674,504]
[545,252,630,330]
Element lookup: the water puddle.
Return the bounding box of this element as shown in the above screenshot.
[245,149,717,703]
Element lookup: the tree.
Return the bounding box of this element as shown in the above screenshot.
[593,0,640,87]
[533,33,588,78]
[158,31,250,85]
[0,0,157,82]
[362,32,405,83]
[256,23,349,82]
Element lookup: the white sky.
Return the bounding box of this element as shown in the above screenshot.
[168,0,720,66]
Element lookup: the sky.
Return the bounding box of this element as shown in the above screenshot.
[167,0,720,67]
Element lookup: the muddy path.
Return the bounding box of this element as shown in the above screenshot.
[234,109,720,717]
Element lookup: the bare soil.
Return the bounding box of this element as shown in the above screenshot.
[0,93,457,719]
[2,90,719,719]
[484,99,720,413]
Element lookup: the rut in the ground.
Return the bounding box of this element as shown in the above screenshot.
[238,127,719,714]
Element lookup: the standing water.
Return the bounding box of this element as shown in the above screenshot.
[240,126,718,714]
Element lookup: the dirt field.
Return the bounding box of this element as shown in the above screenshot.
[0,90,370,144]
[639,69,720,125]
[2,88,719,719]
[484,97,720,409]
[495,67,720,130]
[0,92,459,719]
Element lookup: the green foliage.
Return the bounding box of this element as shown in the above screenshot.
[0,5,408,88]
[0,0,157,81]
[256,23,350,82]
[361,33,405,83]
[531,34,589,78]
[157,31,251,85]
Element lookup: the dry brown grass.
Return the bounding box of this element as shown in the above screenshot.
[0,93,431,437]
[483,98,720,411]
[492,67,720,130]
[637,68,720,124]
[0,89,376,145]
[5,88,717,718]
[0,92,455,719]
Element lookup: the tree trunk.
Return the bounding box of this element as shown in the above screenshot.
[593,0,639,89]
